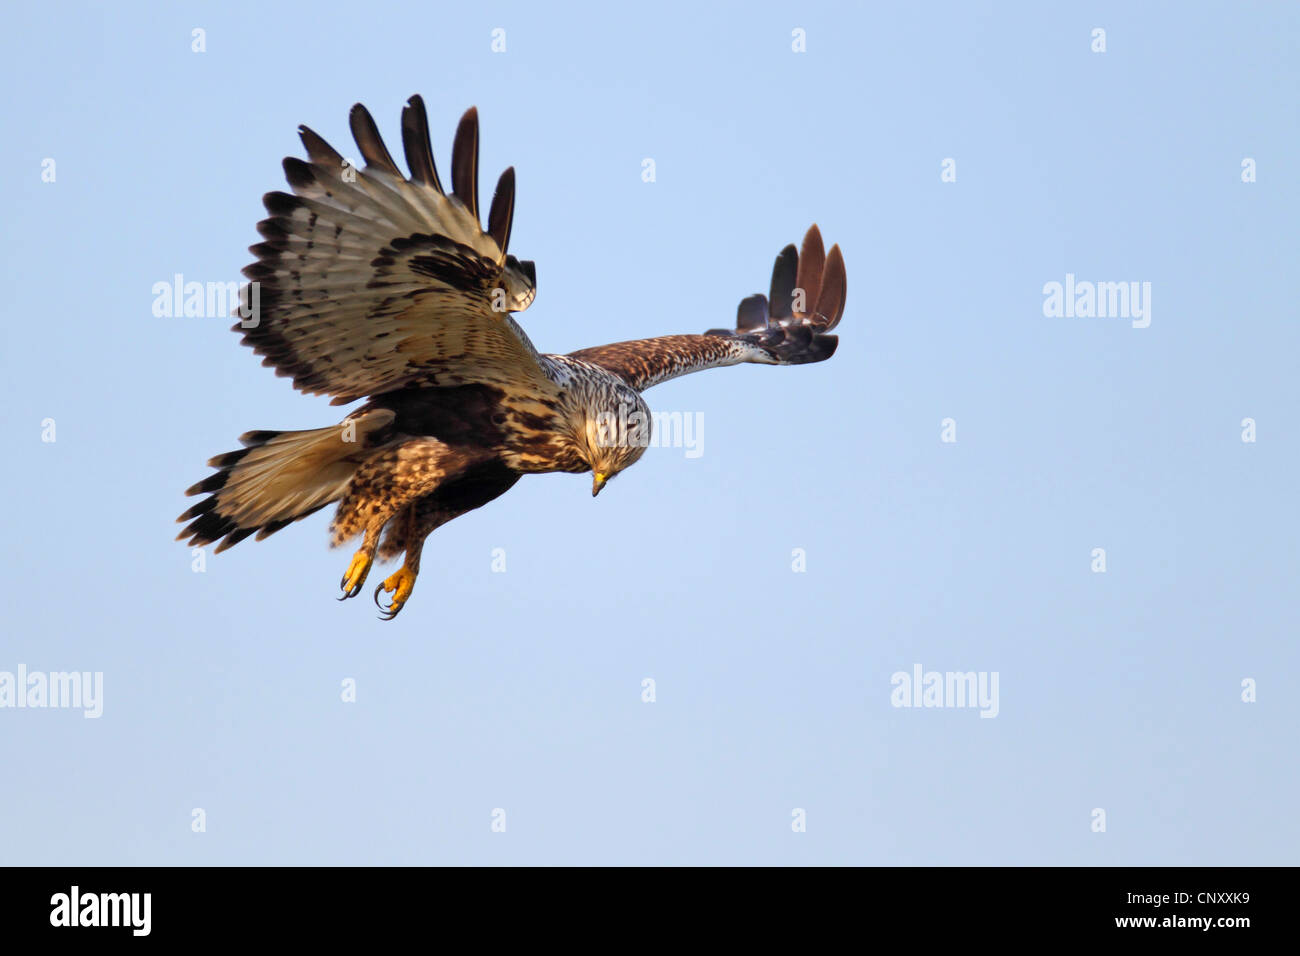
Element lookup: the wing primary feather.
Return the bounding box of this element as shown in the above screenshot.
[768,244,798,319]
[236,100,552,405]
[815,245,847,329]
[282,157,316,190]
[298,125,343,167]
[451,107,480,221]
[576,227,845,390]
[400,94,444,192]
[794,225,825,317]
[736,294,769,331]
[487,166,516,253]
[348,103,402,175]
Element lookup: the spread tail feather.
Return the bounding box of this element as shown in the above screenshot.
[176,408,394,553]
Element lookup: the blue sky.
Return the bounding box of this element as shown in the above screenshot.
[1,1,1296,865]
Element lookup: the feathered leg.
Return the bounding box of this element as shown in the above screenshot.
[331,439,473,607]
[337,447,520,620]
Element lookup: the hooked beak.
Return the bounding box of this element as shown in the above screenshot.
[592,472,608,497]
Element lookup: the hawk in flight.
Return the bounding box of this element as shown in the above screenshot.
[178,96,847,618]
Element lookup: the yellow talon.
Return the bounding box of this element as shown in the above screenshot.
[374,566,417,619]
[339,549,374,598]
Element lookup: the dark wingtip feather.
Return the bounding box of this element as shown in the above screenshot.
[796,226,824,295]
[400,94,443,191]
[736,294,768,331]
[815,245,847,329]
[487,166,515,252]
[348,103,402,175]
[768,244,798,319]
[262,190,303,217]
[451,107,480,221]
[241,261,274,282]
[721,228,845,367]
[256,217,290,240]
[298,125,343,167]
[795,225,825,317]
[282,157,316,190]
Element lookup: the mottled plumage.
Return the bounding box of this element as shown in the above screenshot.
[178,95,848,618]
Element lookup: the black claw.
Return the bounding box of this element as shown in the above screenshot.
[373,582,406,621]
[339,570,369,600]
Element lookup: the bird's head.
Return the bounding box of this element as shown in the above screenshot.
[580,380,651,497]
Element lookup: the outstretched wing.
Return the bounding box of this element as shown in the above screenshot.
[238,95,554,406]
[566,225,845,392]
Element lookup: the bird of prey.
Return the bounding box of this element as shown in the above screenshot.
[177,95,847,619]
